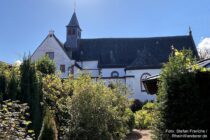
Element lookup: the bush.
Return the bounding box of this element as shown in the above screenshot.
[0,100,35,139]
[39,108,58,140]
[134,102,155,129]
[42,74,134,140]
[130,99,144,112]
[152,49,210,139]
[36,56,56,75]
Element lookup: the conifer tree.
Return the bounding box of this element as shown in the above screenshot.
[19,56,42,138]
[0,72,7,101]
[7,70,19,100]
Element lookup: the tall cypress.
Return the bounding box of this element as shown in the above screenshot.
[7,69,19,100]
[0,72,7,101]
[19,56,42,138]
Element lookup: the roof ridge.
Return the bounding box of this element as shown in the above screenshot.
[80,35,190,40]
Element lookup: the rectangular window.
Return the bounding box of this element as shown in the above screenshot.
[68,29,76,35]
[46,52,54,60]
[60,65,65,73]
[68,29,72,35]
[72,29,76,35]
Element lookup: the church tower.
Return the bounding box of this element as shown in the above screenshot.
[65,12,81,48]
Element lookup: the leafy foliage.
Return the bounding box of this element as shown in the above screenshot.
[66,75,132,139]
[39,107,58,140]
[0,62,10,101]
[152,49,210,139]
[42,74,134,140]
[134,102,155,129]
[0,100,35,139]
[36,56,56,75]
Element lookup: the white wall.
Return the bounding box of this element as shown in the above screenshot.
[75,61,99,77]
[126,69,161,102]
[101,68,125,77]
[31,34,73,78]
[103,78,126,86]
[81,61,98,69]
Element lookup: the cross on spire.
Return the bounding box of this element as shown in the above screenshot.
[189,26,192,36]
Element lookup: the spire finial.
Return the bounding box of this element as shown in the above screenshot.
[49,30,54,37]
[189,26,192,36]
[74,0,76,12]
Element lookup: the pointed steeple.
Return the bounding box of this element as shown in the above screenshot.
[67,12,81,29]
[65,12,82,49]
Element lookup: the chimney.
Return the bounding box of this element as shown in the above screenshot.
[49,30,55,37]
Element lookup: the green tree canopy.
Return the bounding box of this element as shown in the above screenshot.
[152,49,210,139]
[42,74,134,140]
[36,56,56,75]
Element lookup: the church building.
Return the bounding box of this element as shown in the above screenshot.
[31,12,198,101]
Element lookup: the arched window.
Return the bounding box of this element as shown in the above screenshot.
[111,71,119,77]
[140,73,151,92]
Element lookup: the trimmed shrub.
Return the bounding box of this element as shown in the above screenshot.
[134,102,155,129]
[152,49,210,139]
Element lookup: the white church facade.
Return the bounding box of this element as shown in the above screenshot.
[31,12,198,101]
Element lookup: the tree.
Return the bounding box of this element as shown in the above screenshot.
[36,56,56,75]
[152,49,210,139]
[42,74,69,139]
[55,74,133,140]
[42,74,134,139]
[0,72,7,101]
[39,107,58,140]
[7,69,19,100]
[0,62,10,101]
[19,56,42,138]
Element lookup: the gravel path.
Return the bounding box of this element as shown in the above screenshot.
[125,129,152,140]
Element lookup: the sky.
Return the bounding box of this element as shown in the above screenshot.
[0,0,210,64]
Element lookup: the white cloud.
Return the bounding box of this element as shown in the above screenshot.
[197,37,210,59]
[198,37,210,50]
[14,60,22,66]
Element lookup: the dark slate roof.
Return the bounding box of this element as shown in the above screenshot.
[67,12,81,29]
[65,35,198,69]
